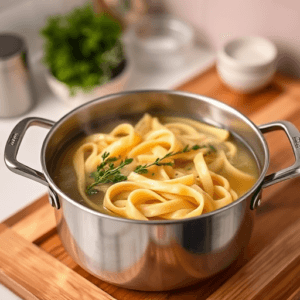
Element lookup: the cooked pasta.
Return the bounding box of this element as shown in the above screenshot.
[72,114,257,220]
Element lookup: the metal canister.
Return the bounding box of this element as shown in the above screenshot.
[0,34,35,118]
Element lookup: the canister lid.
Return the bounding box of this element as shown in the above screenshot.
[0,34,24,59]
[0,33,27,70]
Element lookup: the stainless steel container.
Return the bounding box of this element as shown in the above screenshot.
[0,34,35,118]
[4,91,300,291]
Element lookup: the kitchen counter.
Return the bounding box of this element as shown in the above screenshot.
[1,65,300,299]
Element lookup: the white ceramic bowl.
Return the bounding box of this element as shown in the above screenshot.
[217,36,277,93]
[45,60,132,108]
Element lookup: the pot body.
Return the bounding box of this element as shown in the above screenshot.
[54,192,254,291]
[40,91,268,290]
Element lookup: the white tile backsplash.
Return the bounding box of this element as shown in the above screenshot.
[0,0,88,60]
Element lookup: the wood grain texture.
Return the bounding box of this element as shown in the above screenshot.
[0,225,115,300]
[1,67,300,299]
[0,270,39,300]
[207,219,300,300]
[3,194,56,243]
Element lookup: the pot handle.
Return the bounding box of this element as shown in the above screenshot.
[251,120,300,209]
[259,121,300,187]
[4,117,60,209]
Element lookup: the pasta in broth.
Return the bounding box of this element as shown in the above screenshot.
[72,114,258,220]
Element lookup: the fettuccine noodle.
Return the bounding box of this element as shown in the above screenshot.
[73,114,256,220]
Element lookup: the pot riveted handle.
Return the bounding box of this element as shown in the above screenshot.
[260,121,300,187]
[4,117,60,209]
[251,121,300,209]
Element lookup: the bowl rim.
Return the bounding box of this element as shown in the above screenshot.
[45,58,131,92]
[41,90,269,224]
[218,36,278,69]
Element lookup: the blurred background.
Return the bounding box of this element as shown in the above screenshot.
[0,0,299,110]
[1,0,300,77]
[0,0,299,114]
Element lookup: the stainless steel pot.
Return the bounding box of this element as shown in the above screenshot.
[5,91,300,291]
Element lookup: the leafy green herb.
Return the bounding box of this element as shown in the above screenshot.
[134,157,174,175]
[86,152,132,195]
[209,145,217,152]
[40,4,124,96]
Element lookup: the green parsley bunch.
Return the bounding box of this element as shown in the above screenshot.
[41,4,124,96]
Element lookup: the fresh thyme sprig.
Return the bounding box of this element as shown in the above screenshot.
[86,152,133,195]
[133,144,205,174]
[86,144,216,195]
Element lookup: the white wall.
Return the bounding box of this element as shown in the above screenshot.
[164,0,300,78]
[0,0,87,60]
[2,0,300,78]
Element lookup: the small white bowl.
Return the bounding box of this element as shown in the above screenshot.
[217,36,277,93]
[45,60,132,108]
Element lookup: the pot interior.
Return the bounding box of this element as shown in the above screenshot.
[43,91,267,209]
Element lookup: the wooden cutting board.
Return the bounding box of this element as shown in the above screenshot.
[1,67,300,300]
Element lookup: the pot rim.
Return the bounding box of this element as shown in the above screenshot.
[41,90,269,224]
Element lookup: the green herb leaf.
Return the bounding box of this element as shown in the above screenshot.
[209,145,217,152]
[87,188,99,195]
[85,152,132,195]
[102,152,110,161]
[133,144,213,174]
[192,145,201,150]
[182,145,189,152]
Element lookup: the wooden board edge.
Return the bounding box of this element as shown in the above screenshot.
[0,269,39,300]
[0,224,39,299]
[0,225,116,300]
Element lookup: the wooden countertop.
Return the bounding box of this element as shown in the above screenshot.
[1,67,300,299]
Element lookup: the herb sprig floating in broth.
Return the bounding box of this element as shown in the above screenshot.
[86,144,215,195]
[86,152,133,195]
[133,144,215,174]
